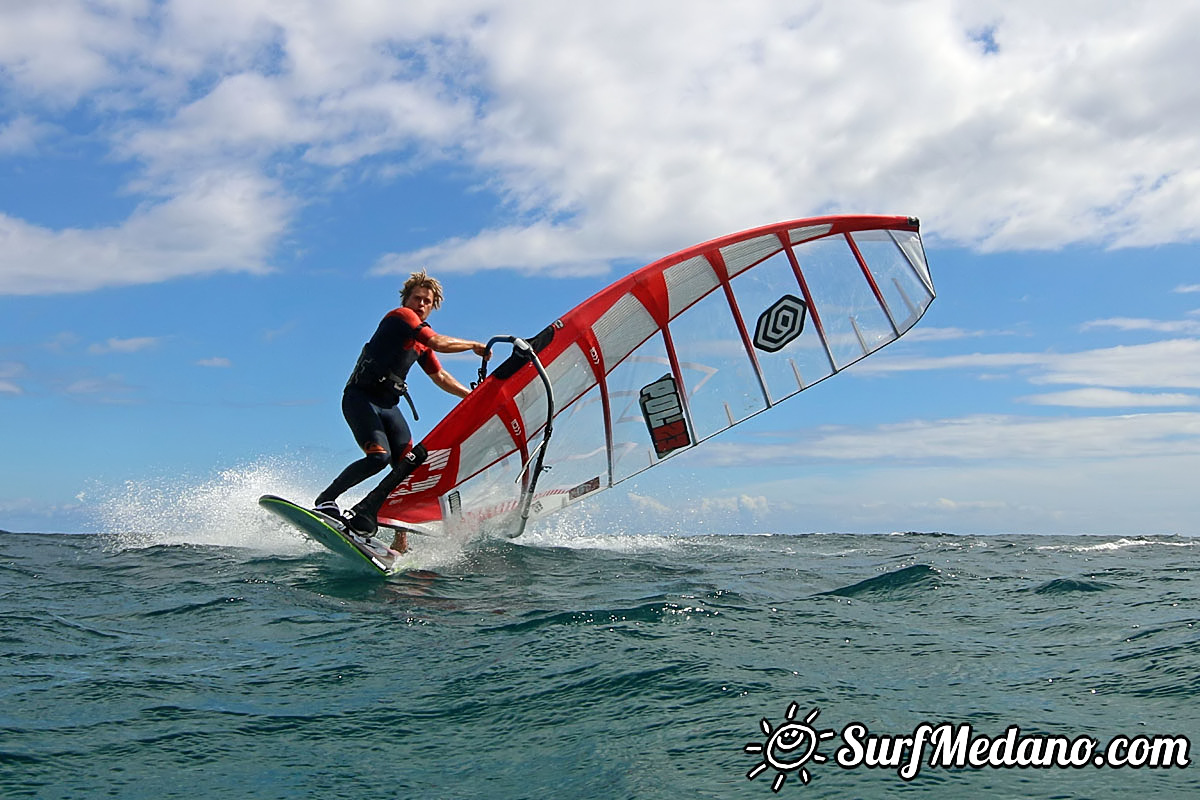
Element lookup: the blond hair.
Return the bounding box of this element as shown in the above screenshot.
[400,270,444,310]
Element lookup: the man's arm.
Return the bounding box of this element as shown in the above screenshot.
[429,367,472,399]
[426,333,489,358]
[421,330,489,398]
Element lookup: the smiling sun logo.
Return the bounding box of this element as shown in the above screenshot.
[744,703,837,792]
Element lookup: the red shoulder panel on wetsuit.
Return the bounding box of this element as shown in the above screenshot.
[385,307,441,374]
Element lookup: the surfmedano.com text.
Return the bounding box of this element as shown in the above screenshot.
[836,722,1191,780]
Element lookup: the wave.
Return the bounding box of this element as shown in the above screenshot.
[820,563,943,599]
[479,598,724,634]
[1032,577,1119,595]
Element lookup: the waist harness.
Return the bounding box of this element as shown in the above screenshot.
[346,345,420,420]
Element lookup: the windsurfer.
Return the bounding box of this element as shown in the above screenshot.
[313,270,488,552]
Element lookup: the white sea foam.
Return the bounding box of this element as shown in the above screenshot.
[93,455,490,571]
[1036,536,1199,554]
[517,506,683,553]
[97,456,323,554]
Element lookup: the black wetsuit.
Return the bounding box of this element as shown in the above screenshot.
[315,307,440,507]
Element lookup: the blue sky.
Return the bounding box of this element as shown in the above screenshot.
[2,1,1199,535]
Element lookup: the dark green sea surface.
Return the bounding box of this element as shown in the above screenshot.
[2,528,1197,799]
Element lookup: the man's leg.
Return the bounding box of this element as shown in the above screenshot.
[314,390,391,509]
[346,443,427,535]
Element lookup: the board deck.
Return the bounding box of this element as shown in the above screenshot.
[258,494,416,575]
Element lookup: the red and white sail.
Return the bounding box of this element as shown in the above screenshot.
[379,214,935,535]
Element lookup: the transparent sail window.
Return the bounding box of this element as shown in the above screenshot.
[445,451,523,538]
[850,229,935,333]
[513,341,595,438]
[667,286,765,441]
[728,248,835,403]
[455,414,519,486]
[791,235,897,370]
[527,384,610,519]
[607,333,685,483]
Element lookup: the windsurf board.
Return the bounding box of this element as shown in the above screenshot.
[258,494,417,575]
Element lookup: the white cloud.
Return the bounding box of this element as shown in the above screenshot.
[0,0,147,102]
[1082,317,1200,335]
[1018,388,1200,408]
[1035,339,1200,389]
[62,373,137,402]
[378,0,1200,272]
[861,339,1200,390]
[374,221,615,278]
[620,488,770,532]
[88,336,161,354]
[196,356,232,367]
[0,170,290,295]
[3,1,1200,292]
[263,322,296,342]
[42,332,81,352]
[0,115,54,154]
[901,326,1012,343]
[0,361,25,393]
[697,494,769,517]
[699,411,1200,466]
[612,441,1200,533]
[733,454,1200,534]
[627,492,671,515]
[917,497,1010,513]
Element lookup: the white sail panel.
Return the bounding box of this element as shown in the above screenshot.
[594,293,658,370]
[789,223,833,245]
[720,233,784,277]
[664,255,720,318]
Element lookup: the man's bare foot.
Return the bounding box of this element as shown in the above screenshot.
[390,530,409,554]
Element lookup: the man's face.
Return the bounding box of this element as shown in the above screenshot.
[404,286,436,320]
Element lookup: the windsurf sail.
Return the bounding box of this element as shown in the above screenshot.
[378,214,935,537]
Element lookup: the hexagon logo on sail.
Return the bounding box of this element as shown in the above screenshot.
[754,294,808,352]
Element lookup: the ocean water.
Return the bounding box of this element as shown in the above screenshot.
[2,478,1197,798]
